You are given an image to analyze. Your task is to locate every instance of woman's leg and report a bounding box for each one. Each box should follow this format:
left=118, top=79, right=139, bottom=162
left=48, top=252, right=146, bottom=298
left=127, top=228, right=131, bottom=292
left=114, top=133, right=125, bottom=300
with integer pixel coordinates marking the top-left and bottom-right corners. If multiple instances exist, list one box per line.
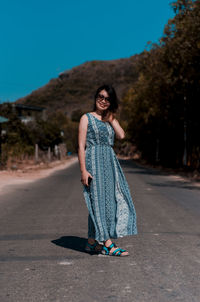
left=87, top=214, right=102, bottom=251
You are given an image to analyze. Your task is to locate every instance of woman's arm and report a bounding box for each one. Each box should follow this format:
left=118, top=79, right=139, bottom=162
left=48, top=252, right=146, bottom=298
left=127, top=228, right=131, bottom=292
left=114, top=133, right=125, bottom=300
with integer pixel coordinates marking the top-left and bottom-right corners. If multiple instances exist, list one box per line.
left=109, top=114, right=125, bottom=140
left=78, top=114, right=93, bottom=186
left=78, top=114, right=88, bottom=173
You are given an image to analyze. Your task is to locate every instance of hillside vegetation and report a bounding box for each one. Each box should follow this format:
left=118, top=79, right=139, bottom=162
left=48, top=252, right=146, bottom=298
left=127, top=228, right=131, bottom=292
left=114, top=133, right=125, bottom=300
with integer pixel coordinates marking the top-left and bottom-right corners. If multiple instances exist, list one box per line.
left=121, top=0, right=200, bottom=169
left=16, top=56, right=141, bottom=117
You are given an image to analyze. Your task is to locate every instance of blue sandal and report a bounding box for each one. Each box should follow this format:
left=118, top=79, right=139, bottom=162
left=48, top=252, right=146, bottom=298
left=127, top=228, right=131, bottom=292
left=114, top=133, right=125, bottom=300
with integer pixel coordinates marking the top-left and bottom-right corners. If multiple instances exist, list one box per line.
left=85, top=241, right=102, bottom=254
left=101, top=242, right=129, bottom=256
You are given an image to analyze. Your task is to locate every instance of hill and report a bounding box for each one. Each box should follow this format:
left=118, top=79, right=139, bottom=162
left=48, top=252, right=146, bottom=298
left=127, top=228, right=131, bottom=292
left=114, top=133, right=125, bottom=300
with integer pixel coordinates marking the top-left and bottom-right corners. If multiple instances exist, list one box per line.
left=16, top=54, right=142, bottom=117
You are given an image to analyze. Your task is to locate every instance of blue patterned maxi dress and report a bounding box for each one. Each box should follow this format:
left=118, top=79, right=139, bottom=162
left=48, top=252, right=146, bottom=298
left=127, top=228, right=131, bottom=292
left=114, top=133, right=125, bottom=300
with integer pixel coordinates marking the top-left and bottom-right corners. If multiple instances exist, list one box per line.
left=82, top=112, right=137, bottom=241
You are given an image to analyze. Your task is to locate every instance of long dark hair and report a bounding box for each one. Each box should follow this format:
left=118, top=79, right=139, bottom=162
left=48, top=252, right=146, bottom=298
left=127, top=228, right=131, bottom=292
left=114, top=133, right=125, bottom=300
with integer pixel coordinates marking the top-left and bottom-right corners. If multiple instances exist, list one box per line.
left=92, top=84, right=119, bottom=115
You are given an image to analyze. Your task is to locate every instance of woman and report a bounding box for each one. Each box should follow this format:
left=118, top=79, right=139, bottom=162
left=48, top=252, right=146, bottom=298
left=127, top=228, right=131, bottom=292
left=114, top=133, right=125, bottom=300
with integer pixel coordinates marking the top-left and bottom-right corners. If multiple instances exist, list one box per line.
left=78, top=84, right=137, bottom=257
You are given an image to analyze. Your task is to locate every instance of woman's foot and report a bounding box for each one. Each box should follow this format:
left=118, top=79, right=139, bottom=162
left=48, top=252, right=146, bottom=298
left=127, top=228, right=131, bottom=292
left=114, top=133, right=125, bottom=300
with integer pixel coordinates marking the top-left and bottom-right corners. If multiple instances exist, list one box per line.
left=103, top=239, right=129, bottom=256
left=85, top=238, right=103, bottom=253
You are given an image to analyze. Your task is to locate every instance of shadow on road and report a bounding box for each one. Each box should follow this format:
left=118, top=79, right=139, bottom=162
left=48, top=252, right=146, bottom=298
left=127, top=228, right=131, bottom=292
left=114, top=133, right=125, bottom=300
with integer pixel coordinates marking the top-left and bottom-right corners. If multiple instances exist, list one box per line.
left=51, top=236, right=90, bottom=254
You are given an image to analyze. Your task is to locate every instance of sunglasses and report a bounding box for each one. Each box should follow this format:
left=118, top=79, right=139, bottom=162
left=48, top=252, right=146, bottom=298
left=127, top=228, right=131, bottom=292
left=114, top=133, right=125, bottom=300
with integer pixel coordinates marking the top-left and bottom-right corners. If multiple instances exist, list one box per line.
left=97, top=93, right=110, bottom=103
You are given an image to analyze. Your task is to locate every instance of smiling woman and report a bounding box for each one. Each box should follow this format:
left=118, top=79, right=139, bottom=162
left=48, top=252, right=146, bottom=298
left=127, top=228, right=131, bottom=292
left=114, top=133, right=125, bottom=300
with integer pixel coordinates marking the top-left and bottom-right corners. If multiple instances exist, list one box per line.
left=78, top=84, right=137, bottom=257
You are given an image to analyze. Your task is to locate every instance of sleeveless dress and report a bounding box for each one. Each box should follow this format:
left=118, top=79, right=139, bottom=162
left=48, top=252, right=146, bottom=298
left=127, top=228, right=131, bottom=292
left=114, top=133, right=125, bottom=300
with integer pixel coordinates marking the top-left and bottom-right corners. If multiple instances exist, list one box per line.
left=82, top=112, right=137, bottom=242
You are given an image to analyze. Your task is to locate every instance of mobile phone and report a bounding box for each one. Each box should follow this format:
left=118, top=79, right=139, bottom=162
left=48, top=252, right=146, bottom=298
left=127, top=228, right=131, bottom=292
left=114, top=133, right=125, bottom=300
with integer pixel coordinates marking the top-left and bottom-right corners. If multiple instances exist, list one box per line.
left=88, top=176, right=92, bottom=185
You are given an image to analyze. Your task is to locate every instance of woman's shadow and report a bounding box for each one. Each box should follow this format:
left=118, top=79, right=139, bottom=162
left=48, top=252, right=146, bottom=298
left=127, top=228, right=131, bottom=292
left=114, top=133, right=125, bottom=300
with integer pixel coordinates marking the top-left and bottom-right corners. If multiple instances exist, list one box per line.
left=51, top=236, right=90, bottom=254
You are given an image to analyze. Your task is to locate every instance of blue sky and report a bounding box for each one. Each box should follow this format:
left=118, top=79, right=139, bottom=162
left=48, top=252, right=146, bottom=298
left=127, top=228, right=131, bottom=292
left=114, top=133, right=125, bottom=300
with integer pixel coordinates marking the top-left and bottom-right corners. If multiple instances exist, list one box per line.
left=0, top=0, right=175, bottom=103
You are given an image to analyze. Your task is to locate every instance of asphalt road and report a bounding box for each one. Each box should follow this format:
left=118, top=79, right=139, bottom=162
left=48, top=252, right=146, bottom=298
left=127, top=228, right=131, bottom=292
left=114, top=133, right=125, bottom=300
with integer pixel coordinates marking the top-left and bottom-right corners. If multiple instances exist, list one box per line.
left=0, top=158, right=200, bottom=302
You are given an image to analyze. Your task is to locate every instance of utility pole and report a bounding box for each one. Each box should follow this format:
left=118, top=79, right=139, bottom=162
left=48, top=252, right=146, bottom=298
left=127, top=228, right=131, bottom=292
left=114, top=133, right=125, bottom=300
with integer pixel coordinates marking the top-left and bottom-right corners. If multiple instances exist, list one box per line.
left=183, top=96, right=187, bottom=166
left=156, top=138, right=160, bottom=163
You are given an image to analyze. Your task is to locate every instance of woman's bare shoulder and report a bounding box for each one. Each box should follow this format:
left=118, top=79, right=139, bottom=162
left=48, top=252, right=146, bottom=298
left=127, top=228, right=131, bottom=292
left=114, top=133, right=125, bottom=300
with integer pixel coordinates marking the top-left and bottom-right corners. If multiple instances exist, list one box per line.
left=79, top=113, right=89, bottom=125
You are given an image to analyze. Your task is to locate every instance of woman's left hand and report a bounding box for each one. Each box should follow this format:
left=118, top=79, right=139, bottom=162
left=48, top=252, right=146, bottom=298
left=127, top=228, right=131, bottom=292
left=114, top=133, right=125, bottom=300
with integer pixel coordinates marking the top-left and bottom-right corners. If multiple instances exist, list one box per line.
left=106, top=112, right=115, bottom=123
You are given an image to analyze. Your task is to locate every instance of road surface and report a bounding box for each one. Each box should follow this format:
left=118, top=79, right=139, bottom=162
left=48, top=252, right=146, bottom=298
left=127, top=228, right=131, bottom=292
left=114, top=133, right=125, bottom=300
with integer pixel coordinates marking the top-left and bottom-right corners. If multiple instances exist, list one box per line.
left=0, top=158, right=200, bottom=302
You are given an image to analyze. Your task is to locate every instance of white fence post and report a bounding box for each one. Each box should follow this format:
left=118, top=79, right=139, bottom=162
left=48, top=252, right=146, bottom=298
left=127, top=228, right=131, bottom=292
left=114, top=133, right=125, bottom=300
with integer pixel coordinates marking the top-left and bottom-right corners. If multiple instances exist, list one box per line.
left=48, top=147, right=51, bottom=162
left=35, top=144, right=39, bottom=163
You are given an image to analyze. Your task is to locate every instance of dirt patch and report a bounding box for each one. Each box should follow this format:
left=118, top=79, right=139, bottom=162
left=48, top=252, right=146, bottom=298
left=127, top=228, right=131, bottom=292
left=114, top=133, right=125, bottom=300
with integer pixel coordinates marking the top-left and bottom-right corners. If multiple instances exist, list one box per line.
left=0, top=156, right=78, bottom=195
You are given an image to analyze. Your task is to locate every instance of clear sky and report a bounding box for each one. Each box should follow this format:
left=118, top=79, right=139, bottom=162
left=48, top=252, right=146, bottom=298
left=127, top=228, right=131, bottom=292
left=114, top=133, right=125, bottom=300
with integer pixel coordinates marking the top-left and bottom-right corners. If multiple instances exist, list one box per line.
left=0, top=0, right=175, bottom=103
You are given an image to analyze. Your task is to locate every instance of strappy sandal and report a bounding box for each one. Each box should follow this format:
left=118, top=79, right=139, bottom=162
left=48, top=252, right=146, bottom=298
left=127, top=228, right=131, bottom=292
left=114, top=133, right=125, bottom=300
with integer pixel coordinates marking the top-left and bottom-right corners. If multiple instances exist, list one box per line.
left=85, top=240, right=103, bottom=254
left=101, top=242, right=129, bottom=256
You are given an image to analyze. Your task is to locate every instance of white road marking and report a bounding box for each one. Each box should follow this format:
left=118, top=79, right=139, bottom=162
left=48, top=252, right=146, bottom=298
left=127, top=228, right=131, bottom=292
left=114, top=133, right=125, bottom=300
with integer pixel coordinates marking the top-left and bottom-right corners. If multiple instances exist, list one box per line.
left=58, top=261, right=73, bottom=265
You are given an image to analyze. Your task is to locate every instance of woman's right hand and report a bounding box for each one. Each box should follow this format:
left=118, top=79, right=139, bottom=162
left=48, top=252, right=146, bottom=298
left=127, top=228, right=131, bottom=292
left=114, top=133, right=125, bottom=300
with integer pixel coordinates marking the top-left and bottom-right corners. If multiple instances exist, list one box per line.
left=81, top=170, right=93, bottom=186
